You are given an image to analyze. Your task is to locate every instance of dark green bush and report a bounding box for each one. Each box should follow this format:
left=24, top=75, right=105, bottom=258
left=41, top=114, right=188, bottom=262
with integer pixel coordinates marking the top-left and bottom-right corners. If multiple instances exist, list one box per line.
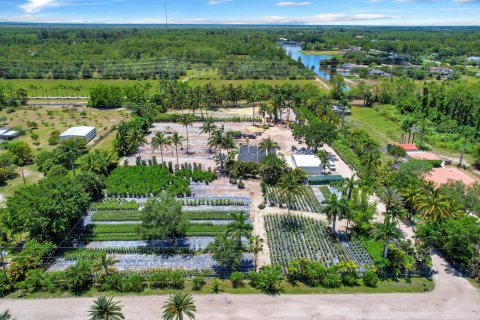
left=363, top=270, right=379, bottom=288
left=230, top=272, right=246, bottom=288
left=120, top=274, right=145, bottom=293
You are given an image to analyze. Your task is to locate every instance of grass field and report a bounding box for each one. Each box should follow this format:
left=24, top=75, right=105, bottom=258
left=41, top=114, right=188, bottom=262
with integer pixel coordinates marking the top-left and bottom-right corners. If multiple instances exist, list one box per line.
left=0, top=106, right=129, bottom=151
left=347, top=106, right=401, bottom=145
left=0, top=166, right=43, bottom=205
left=0, top=79, right=163, bottom=97
left=7, top=277, right=433, bottom=298
left=0, top=78, right=327, bottom=97
left=187, top=79, right=326, bottom=90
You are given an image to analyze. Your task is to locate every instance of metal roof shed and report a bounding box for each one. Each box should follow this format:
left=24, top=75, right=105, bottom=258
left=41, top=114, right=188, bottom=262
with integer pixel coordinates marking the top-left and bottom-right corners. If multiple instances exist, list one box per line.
left=60, top=126, right=96, bottom=142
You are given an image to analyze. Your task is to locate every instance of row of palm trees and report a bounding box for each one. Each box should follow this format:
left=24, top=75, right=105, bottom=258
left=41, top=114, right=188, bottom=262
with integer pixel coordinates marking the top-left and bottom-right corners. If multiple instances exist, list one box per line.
left=152, top=131, right=184, bottom=165
left=89, top=292, right=196, bottom=320
left=27, top=83, right=85, bottom=98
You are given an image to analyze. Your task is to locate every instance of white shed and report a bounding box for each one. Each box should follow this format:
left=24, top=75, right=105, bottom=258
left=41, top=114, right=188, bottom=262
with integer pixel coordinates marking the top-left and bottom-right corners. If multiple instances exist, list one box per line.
left=291, top=154, right=324, bottom=176
left=60, top=126, right=96, bottom=142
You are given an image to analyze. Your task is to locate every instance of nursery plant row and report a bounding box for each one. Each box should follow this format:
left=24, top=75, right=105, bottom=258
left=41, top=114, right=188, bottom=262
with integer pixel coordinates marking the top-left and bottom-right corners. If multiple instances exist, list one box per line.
left=264, top=185, right=322, bottom=213
left=265, top=214, right=373, bottom=272
left=91, top=210, right=245, bottom=221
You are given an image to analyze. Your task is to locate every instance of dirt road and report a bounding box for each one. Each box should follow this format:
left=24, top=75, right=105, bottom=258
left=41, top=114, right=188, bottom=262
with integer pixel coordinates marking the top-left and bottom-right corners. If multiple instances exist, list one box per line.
left=1, top=254, right=479, bottom=320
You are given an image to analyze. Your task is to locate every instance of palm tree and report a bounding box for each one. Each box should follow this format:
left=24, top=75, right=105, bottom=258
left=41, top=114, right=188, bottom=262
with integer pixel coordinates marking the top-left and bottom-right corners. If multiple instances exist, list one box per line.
left=259, top=138, right=278, bottom=157
left=79, top=150, right=118, bottom=175
left=372, top=220, right=404, bottom=259
left=378, top=187, right=403, bottom=222
left=170, top=132, right=184, bottom=166
left=339, top=174, right=357, bottom=200
left=400, top=183, right=420, bottom=221
left=459, top=126, right=474, bottom=167
left=152, top=132, right=170, bottom=163
left=209, top=129, right=235, bottom=171
left=415, top=188, right=452, bottom=222
left=258, top=103, right=269, bottom=125
left=249, top=235, right=264, bottom=271
left=180, top=115, right=195, bottom=154
left=93, top=252, right=119, bottom=277
left=162, top=292, right=197, bottom=320
left=226, top=212, right=253, bottom=245
left=128, top=127, right=147, bottom=153
left=277, top=170, right=303, bottom=215
left=200, top=119, right=216, bottom=152
left=88, top=296, right=124, bottom=320
left=316, top=150, right=329, bottom=175
left=324, top=194, right=349, bottom=236
left=0, top=310, right=14, bottom=320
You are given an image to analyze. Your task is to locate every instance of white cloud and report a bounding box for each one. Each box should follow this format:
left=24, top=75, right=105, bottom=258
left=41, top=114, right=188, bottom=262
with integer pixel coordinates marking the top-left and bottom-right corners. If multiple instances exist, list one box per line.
left=208, top=0, right=232, bottom=4
left=453, top=0, right=480, bottom=3
left=19, top=0, right=61, bottom=14
left=277, top=1, right=312, bottom=6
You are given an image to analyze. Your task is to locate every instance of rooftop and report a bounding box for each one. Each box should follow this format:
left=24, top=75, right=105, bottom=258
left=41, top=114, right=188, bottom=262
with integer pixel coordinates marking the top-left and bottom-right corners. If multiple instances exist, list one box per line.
left=425, top=167, right=476, bottom=186
left=292, top=154, right=322, bottom=168
left=407, top=152, right=441, bottom=161
left=60, top=126, right=95, bottom=137
left=238, top=145, right=275, bottom=163
left=397, top=143, right=419, bottom=152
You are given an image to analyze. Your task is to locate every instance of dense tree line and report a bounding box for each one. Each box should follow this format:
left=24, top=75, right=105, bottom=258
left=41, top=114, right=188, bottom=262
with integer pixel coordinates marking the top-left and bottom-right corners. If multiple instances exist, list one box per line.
left=0, top=27, right=311, bottom=80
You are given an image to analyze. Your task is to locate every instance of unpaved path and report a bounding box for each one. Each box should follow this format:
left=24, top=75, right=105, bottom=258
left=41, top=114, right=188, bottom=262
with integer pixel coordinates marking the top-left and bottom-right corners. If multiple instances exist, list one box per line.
left=1, top=254, right=479, bottom=320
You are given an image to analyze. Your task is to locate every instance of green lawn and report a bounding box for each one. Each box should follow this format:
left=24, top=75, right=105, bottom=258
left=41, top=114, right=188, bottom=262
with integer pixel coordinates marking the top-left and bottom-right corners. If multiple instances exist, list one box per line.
left=7, top=277, right=433, bottom=299
left=0, top=79, right=162, bottom=97
left=347, top=106, right=401, bottom=145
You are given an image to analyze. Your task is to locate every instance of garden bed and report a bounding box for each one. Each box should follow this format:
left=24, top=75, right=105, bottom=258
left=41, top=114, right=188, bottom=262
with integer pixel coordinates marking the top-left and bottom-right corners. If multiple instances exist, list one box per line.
left=263, top=185, right=322, bottom=213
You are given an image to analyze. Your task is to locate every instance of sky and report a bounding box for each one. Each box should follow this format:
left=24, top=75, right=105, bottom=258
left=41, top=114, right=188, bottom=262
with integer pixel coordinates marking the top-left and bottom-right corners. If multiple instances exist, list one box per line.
left=0, top=0, right=480, bottom=25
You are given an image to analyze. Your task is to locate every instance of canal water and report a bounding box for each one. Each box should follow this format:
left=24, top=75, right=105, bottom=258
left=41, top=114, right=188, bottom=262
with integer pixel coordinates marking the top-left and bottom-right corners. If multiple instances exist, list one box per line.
left=284, top=46, right=333, bottom=81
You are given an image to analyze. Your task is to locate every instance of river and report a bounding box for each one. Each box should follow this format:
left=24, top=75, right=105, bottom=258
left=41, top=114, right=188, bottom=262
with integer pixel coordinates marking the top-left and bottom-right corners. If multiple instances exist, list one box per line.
left=283, top=46, right=333, bottom=81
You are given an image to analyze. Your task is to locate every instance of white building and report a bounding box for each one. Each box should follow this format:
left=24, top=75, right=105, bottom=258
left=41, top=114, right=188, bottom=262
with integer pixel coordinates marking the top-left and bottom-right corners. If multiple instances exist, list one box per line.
left=291, top=154, right=324, bottom=176
left=60, top=126, right=96, bottom=142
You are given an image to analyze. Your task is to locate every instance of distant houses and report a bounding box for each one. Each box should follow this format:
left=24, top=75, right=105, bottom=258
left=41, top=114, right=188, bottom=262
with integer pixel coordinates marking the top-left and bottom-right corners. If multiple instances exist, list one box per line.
left=429, top=67, right=453, bottom=77
left=466, top=56, right=480, bottom=63
left=60, top=126, right=96, bottom=142
left=331, top=104, right=352, bottom=116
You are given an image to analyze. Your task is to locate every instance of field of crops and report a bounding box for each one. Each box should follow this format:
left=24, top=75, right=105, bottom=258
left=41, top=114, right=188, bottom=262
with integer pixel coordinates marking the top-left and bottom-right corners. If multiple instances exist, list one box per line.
left=263, top=185, right=322, bottom=213
left=265, top=214, right=373, bottom=272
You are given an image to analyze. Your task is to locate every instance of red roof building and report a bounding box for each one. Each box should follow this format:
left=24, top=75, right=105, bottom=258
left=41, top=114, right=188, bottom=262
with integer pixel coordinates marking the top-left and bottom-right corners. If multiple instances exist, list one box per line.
left=397, top=143, right=419, bottom=152
left=424, top=167, right=477, bottom=186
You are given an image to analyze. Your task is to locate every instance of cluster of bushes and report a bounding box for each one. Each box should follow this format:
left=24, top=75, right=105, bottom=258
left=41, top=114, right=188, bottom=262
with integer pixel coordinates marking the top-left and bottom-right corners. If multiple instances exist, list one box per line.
left=286, top=258, right=378, bottom=288
left=106, top=164, right=215, bottom=197
left=331, top=138, right=367, bottom=177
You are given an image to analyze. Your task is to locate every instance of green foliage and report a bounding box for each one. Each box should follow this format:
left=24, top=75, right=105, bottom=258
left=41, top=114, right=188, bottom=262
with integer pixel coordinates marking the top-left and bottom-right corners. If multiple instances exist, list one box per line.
left=259, top=155, right=288, bottom=185
left=292, top=121, right=338, bottom=151
left=88, top=84, right=124, bottom=109
left=1, top=141, right=33, bottom=166
left=64, top=260, right=93, bottom=292
left=192, top=275, right=206, bottom=291
left=88, top=296, right=125, bottom=320
left=4, top=176, right=91, bottom=242
left=208, top=235, right=245, bottom=271
left=229, top=161, right=260, bottom=179
left=140, top=197, right=187, bottom=242
left=230, top=272, right=246, bottom=288
left=363, top=269, right=379, bottom=288
left=105, top=165, right=214, bottom=196
left=254, top=265, right=283, bottom=293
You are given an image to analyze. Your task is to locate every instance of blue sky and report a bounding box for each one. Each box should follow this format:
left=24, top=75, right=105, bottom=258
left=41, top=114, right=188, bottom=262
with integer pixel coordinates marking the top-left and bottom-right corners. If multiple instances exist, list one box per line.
left=0, top=0, right=479, bottom=25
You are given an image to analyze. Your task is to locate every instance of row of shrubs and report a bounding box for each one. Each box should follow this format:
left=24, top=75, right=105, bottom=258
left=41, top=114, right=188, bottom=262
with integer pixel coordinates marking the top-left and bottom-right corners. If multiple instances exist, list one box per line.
left=154, top=113, right=260, bottom=123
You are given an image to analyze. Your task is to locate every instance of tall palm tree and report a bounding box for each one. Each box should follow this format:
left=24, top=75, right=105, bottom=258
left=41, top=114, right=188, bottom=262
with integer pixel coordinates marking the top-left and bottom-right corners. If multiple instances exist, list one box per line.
left=258, top=103, right=269, bottom=125
left=339, top=174, right=357, bottom=201
left=170, top=132, right=184, bottom=166
left=152, top=132, right=170, bottom=163
left=415, top=188, right=452, bottom=222
left=259, top=138, right=278, bottom=157
left=226, top=212, right=253, bottom=245
left=88, top=296, right=124, bottom=320
left=277, top=170, right=303, bottom=215
left=162, top=292, right=197, bottom=320
left=180, top=115, right=195, bottom=154
left=249, top=235, right=264, bottom=271
left=200, top=119, right=216, bottom=152
left=400, top=183, right=420, bottom=221
left=324, top=194, right=349, bottom=236
left=93, top=252, right=119, bottom=277
left=128, top=127, right=147, bottom=153
left=372, top=220, right=404, bottom=259
left=378, top=187, right=403, bottom=222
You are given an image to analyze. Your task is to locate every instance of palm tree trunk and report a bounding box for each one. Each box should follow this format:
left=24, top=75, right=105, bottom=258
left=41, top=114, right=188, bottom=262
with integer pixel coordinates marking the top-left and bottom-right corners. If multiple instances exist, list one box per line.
left=185, top=126, right=189, bottom=153
left=332, top=214, right=337, bottom=236
left=160, top=147, right=164, bottom=163
left=175, top=145, right=179, bottom=165
left=459, top=136, right=467, bottom=166
left=383, top=239, right=390, bottom=259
